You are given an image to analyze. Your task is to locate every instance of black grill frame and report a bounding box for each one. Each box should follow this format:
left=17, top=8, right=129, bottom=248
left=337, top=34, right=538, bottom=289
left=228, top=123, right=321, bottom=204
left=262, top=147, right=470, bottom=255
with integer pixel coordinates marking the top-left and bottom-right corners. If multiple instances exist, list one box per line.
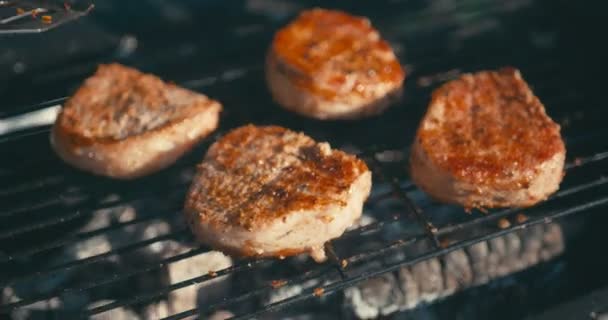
left=1, top=1, right=608, bottom=319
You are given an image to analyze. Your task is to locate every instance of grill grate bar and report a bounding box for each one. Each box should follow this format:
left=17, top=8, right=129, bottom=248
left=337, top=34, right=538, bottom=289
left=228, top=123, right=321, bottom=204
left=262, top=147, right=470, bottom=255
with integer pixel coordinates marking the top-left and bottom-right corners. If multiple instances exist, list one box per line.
left=0, top=29, right=563, bottom=139
left=368, top=153, right=440, bottom=248
left=161, top=264, right=339, bottom=320
left=0, top=132, right=227, bottom=218
left=0, top=85, right=586, bottom=203
left=1, top=246, right=211, bottom=311
left=230, top=196, right=608, bottom=320
left=0, top=2, right=603, bottom=319
left=3, top=142, right=607, bottom=283
left=4, top=185, right=398, bottom=261
left=4, top=191, right=401, bottom=310
left=437, top=174, right=608, bottom=236
left=85, top=258, right=276, bottom=316
left=0, top=207, right=84, bottom=239
left=1, top=229, right=186, bottom=287
left=7, top=165, right=607, bottom=313
left=0, top=214, right=167, bottom=262
left=159, top=264, right=338, bottom=320
left=565, top=151, right=608, bottom=170
left=0, top=193, right=183, bottom=236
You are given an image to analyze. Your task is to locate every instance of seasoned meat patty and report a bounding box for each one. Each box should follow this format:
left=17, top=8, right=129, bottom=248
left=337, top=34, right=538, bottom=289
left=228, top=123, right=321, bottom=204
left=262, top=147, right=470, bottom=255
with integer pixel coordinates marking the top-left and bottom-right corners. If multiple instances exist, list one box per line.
left=266, top=8, right=405, bottom=120
left=410, top=68, right=565, bottom=209
left=52, top=64, right=222, bottom=179
left=184, top=125, right=372, bottom=262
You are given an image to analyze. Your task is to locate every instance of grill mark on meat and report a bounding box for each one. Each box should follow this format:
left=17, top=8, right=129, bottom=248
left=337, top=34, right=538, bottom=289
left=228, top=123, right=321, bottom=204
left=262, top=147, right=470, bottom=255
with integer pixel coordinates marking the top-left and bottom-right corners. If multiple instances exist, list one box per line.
left=186, top=125, right=368, bottom=229
left=231, top=146, right=360, bottom=229
left=52, top=63, right=222, bottom=179
left=60, top=64, right=213, bottom=141
left=421, top=68, right=562, bottom=187
left=411, top=67, right=565, bottom=208
left=266, top=8, right=404, bottom=120
left=185, top=125, right=371, bottom=261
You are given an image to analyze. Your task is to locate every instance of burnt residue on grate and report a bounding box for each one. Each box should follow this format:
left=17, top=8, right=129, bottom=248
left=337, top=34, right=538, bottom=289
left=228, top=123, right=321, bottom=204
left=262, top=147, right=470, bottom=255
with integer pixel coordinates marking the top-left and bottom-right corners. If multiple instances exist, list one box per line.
left=2, top=0, right=608, bottom=319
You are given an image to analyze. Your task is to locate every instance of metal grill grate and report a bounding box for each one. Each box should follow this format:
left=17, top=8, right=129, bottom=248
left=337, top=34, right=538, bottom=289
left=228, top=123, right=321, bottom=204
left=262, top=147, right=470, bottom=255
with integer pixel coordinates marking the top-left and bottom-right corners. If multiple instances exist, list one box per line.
left=1, top=1, right=608, bottom=319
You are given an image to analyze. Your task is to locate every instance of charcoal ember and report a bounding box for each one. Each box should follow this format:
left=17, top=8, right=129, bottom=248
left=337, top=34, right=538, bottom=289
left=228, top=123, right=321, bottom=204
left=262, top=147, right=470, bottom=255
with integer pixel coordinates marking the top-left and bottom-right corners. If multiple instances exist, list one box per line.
left=65, top=234, right=115, bottom=262
left=262, top=278, right=336, bottom=320
left=442, top=249, right=472, bottom=295
left=344, top=223, right=565, bottom=318
left=540, top=223, right=564, bottom=261
left=487, top=236, right=507, bottom=278
left=411, top=258, right=444, bottom=302
left=88, top=300, right=141, bottom=320
left=79, top=204, right=137, bottom=232
left=171, top=250, right=232, bottom=314
left=3, top=287, right=62, bottom=320
left=519, top=224, right=545, bottom=267
left=208, top=310, right=235, bottom=320
left=397, top=266, right=419, bottom=310
left=502, top=232, right=525, bottom=272
left=142, top=248, right=232, bottom=318
left=267, top=279, right=321, bottom=304
left=142, top=301, right=170, bottom=319
left=465, top=241, right=490, bottom=285
left=344, top=273, right=403, bottom=319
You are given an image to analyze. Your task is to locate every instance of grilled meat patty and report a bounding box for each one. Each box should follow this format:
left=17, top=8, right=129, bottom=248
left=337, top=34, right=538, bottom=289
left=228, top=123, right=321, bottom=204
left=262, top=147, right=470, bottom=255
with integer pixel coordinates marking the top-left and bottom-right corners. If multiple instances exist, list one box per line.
left=410, top=68, right=565, bottom=208
left=266, top=8, right=405, bottom=120
left=52, top=64, right=222, bottom=179
left=184, top=125, right=372, bottom=262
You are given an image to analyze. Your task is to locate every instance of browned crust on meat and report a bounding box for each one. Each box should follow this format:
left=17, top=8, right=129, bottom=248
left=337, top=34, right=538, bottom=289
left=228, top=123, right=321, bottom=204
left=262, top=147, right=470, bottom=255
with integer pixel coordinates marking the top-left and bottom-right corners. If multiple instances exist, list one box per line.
left=57, top=64, right=219, bottom=142
left=412, top=67, right=565, bottom=208
left=52, top=63, right=222, bottom=179
left=185, top=125, right=369, bottom=230
left=266, top=8, right=404, bottom=119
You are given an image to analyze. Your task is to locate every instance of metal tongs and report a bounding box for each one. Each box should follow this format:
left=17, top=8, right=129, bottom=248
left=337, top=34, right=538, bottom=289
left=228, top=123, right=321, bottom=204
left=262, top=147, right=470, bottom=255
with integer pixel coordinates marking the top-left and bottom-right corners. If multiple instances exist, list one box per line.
left=0, top=0, right=93, bottom=34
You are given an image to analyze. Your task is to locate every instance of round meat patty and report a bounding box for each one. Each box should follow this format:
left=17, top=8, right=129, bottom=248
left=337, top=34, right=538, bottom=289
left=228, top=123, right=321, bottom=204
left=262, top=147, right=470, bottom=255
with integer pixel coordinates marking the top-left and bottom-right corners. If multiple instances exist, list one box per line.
left=52, top=64, right=222, bottom=179
left=184, top=125, right=372, bottom=262
left=410, top=68, right=566, bottom=209
left=266, top=8, right=405, bottom=120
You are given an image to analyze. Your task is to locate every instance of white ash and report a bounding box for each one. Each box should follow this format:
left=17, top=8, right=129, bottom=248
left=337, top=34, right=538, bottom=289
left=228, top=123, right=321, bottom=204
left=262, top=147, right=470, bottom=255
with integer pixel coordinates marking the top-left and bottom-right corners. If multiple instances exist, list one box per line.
left=344, top=273, right=403, bottom=319
left=116, top=219, right=174, bottom=256
left=266, top=279, right=322, bottom=305
left=64, top=235, right=115, bottom=262
left=519, top=224, right=544, bottom=267
left=441, top=249, right=472, bottom=296
left=171, top=250, right=232, bottom=314
left=540, top=223, right=564, bottom=261
left=142, top=247, right=233, bottom=319
left=142, top=300, right=171, bottom=319
left=6, top=197, right=230, bottom=319
left=466, top=241, right=490, bottom=285
left=487, top=236, right=507, bottom=278
left=502, top=232, right=525, bottom=272
left=411, top=258, right=444, bottom=303
left=397, top=267, right=419, bottom=310
left=3, top=287, right=62, bottom=320
left=344, top=223, right=565, bottom=319
left=88, top=300, right=141, bottom=320
left=208, top=310, right=235, bottom=320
